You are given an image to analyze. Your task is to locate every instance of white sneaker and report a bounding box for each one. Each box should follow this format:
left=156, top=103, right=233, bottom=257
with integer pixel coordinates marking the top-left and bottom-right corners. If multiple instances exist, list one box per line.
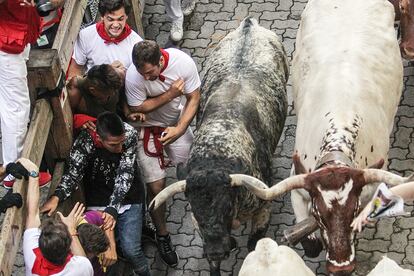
left=182, top=0, right=196, bottom=16
left=170, top=20, right=183, bottom=42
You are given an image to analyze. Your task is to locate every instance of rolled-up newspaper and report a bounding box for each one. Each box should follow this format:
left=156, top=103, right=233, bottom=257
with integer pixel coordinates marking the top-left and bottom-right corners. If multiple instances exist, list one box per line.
left=367, top=183, right=407, bottom=219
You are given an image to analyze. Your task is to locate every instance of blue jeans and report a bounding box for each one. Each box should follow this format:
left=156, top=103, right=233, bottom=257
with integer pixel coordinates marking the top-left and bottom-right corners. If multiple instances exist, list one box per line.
left=116, top=204, right=150, bottom=275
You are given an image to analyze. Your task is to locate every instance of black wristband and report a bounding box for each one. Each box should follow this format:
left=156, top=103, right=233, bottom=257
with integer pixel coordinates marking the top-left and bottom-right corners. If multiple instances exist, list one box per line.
left=53, top=190, right=65, bottom=202
left=103, top=206, right=118, bottom=221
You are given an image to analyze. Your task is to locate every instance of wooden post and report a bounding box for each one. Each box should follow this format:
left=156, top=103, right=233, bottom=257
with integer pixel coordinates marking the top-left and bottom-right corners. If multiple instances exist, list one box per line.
left=53, top=0, right=88, bottom=71
left=128, top=0, right=145, bottom=38
left=0, top=99, right=53, bottom=276
left=27, top=49, right=74, bottom=162
left=47, top=162, right=85, bottom=216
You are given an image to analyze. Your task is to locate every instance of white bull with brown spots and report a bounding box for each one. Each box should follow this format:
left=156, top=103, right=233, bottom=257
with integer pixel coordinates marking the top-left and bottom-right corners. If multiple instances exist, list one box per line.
left=227, top=0, right=411, bottom=275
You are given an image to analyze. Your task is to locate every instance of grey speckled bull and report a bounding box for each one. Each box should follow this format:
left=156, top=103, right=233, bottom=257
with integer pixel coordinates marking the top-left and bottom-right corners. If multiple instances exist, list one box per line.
left=149, top=17, right=288, bottom=276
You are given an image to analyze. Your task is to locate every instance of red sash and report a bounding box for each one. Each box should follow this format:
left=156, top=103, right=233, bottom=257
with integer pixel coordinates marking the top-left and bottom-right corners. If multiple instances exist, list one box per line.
left=32, top=247, right=73, bottom=276
left=143, top=127, right=170, bottom=169
left=96, top=21, right=132, bottom=44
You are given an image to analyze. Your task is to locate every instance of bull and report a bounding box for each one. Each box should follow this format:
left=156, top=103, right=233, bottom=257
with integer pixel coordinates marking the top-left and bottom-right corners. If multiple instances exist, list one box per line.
left=149, top=17, right=289, bottom=275
left=390, top=0, right=414, bottom=59
left=368, top=256, right=414, bottom=276
left=226, top=0, right=411, bottom=275
left=239, top=238, right=315, bottom=276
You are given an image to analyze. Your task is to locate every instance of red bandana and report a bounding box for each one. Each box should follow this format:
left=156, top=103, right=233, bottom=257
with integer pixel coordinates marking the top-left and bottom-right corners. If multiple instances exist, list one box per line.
left=31, top=247, right=73, bottom=276
left=159, top=49, right=170, bottom=82
left=96, top=21, right=132, bottom=44
left=73, top=114, right=103, bottom=148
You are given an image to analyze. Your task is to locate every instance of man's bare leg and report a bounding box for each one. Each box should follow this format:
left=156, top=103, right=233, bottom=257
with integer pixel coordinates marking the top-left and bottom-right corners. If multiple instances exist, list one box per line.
left=147, top=178, right=168, bottom=235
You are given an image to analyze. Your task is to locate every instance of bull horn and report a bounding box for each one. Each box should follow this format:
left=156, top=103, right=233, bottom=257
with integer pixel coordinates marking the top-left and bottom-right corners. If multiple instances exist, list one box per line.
left=148, top=180, right=186, bottom=211
left=230, top=174, right=307, bottom=200
left=363, top=169, right=414, bottom=186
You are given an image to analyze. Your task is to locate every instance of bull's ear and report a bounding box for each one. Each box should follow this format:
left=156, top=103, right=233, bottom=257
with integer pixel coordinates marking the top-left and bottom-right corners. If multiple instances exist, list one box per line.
left=368, top=159, right=384, bottom=169
left=293, top=153, right=307, bottom=175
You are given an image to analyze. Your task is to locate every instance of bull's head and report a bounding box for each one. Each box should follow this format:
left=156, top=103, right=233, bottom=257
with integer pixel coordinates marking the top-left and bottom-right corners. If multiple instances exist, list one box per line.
left=186, top=170, right=236, bottom=261
left=149, top=170, right=268, bottom=264
left=229, top=154, right=412, bottom=275
left=398, top=0, right=414, bottom=59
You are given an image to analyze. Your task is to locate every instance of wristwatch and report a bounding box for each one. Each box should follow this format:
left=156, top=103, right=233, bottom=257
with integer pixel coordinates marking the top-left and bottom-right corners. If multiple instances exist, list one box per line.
left=29, top=171, right=39, bottom=178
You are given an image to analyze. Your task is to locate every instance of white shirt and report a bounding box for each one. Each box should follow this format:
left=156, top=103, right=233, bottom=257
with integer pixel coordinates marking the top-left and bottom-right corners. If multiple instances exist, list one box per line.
left=125, top=48, right=201, bottom=127
left=23, top=228, right=93, bottom=276
left=72, top=23, right=143, bottom=71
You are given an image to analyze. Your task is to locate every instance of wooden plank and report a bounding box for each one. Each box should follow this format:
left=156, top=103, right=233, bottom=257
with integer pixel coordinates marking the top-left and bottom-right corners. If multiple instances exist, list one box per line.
left=128, top=0, right=145, bottom=38
left=27, top=49, right=61, bottom=95
left=26, top=49, right=73, bottom=160
left=45, top=87, right=73, bottom=160
left=52, top=0, right=87, bottom=71
left=0, top=99, right=53, bottom=276
left=47, top=162, right=65, bottom=198
left=46, top=162, right=85, bottom=217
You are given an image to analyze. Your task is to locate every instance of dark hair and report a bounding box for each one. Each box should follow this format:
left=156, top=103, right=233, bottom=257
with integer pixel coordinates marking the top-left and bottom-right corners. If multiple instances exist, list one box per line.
left=132, top=40, right=161, bottom=69
left=77, top=224, right=109, bottom=256
left=98, top=0, right=131, bottom=16
left=39, top=217, right=72, bottom=265
left=96, top=112, right=125, bottom=140
left=86, top=64, right=122, bottom=95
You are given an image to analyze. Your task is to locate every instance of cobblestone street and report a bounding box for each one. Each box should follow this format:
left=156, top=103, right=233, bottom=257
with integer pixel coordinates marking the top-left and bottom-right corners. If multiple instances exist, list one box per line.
left=141, top=0, right=414, bottom=275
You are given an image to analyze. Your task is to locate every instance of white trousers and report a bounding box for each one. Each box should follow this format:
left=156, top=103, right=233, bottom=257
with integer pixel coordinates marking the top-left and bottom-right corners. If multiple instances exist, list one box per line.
left=164, top=0, right=183, bottom=23
left=0, top=46, right=31, bottom=178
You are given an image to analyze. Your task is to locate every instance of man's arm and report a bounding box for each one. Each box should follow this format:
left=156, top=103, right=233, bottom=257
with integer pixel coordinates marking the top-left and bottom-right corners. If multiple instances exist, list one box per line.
left=17, top=158, right=41, bottom=229
left=40, top=131, right=93, bottom=215
left=160, top=88, right=200, bottom=145
left=57, top=202, right=87, bottom=257
left=103, top=127, right=138, bottom=229
left=128, top=78, right=184, bottom=114
left=51, top=0, right=65, bottom=8
left=102, top=228, right=117, bottom=267
left=0, top=166, right=6, bottom=183
left=68, top=59, right=85, bottom=79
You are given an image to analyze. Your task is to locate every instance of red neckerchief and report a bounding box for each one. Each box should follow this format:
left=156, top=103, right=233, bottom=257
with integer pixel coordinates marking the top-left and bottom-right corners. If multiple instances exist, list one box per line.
left=32, top=247, right=73, bottom=276
left=96, top=21, right=132, bottom=44
left=159, top=49, right=170, bottom=82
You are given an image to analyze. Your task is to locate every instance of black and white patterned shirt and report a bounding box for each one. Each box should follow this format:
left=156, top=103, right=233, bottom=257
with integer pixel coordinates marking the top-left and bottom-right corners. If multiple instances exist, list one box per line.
left=54, top=123, right=144, bottom=213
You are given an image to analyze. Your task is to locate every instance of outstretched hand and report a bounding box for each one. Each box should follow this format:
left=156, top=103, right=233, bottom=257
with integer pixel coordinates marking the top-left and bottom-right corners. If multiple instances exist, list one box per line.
left=57, top=202, right=85, bottom=234
left=351, top=204, right=374, bottom=233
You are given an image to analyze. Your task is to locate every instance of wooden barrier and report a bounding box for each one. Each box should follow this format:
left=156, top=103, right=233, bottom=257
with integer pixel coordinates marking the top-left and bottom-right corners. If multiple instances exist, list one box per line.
left=128, top=0, right=145, bottom=38
left=0, top=0, right=144, bottom=273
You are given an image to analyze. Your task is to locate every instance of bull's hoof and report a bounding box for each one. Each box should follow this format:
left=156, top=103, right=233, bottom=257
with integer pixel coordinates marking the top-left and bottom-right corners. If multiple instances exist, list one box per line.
left=300, top=236, right=323, bottom=258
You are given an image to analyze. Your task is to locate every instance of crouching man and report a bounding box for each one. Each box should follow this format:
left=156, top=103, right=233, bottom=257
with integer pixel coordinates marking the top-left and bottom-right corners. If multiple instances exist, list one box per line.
left=41, top=112, right=150, bottom=275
